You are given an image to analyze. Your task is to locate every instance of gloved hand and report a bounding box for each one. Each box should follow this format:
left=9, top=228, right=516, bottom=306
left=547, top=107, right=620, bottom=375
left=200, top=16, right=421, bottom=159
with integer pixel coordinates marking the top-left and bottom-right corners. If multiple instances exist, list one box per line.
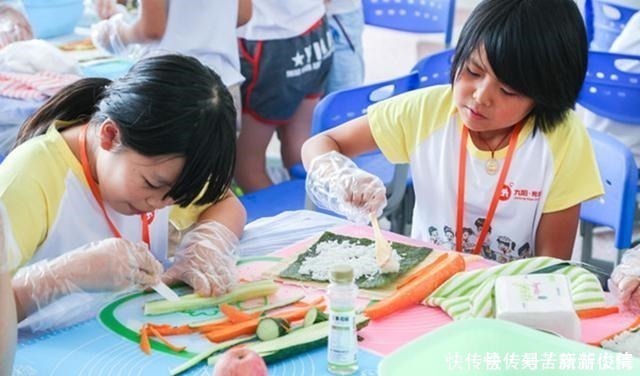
left=609, top=246, right=640, bottom=313
left=93, top=0, right=128, bottom=20
left=12, top=238, right=163, bottom=316
left=0, top=4, right=33, bottom=50
left=306, top=151, right=387, bottom=224
left=162, top=221, right=239, bottom=297
left=90, top=13, right=129, bottom=56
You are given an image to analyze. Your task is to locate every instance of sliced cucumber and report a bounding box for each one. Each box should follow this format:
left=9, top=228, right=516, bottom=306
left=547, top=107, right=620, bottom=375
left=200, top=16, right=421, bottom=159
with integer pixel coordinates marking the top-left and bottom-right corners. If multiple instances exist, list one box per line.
left=208, top=315, right=370, bottom=366
left=303, top=307, right=329, bottom=327
left=169, top=335, right=256, bottom=376
left=256, top=317, right=290, bottom=341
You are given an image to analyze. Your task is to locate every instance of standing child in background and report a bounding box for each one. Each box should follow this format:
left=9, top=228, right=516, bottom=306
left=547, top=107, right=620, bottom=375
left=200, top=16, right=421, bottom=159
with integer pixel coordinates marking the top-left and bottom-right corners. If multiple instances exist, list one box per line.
left=302, top=0, right=603, bottom=262
left=0, top=55, right=244, bottom=345
left=90, top=0, right=252, bottom=120
left=235, top=0, right=333, bottom=192
left=325, top=0, right=365, bottom=94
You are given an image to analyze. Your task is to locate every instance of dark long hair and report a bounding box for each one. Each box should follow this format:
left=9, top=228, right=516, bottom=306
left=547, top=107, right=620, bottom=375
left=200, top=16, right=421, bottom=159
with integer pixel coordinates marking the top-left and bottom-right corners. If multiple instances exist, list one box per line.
left=16, top=54, right=237, bottom=207
left=450, top=0, right=587, bottom=133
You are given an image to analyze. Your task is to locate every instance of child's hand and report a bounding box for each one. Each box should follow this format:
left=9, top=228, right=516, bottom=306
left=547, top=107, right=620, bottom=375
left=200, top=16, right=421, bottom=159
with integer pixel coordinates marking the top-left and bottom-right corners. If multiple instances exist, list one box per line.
left=12, top=238, right=163, bottom=317
left=90, top=13, right=128, bottom=56
left=306, top=151, right=387, bottom=224
left=609, top=246, right=640, bottom=313
left=162, top=221, right=238, bottom=297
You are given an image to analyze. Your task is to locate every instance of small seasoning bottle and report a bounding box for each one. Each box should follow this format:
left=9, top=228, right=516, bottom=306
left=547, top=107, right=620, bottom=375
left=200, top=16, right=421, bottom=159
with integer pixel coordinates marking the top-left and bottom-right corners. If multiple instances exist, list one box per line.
left=327, top=264, right=359, bottom=375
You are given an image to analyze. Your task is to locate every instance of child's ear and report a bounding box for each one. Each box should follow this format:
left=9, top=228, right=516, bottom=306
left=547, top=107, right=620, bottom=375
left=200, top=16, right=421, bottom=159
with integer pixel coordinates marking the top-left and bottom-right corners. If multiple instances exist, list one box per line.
left=98, top=119, right=122, bottom=151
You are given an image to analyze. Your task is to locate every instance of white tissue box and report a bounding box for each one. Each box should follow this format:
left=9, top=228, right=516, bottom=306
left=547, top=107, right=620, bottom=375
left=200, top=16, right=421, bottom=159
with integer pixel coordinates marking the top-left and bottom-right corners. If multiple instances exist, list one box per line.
left=494, top=274, right=581, bottom=340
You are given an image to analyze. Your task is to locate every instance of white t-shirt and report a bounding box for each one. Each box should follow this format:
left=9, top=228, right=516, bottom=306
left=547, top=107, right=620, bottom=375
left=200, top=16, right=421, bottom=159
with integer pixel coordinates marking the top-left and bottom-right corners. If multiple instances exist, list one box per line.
left=369, top=85, right=603, bottom=262
left=236, top=0, right=325, bottom=41
left=1, top=123, right=208, bottom=273
left=141, top=0, right=244, bottom=87
left=583, top=11, right=640, bottom=165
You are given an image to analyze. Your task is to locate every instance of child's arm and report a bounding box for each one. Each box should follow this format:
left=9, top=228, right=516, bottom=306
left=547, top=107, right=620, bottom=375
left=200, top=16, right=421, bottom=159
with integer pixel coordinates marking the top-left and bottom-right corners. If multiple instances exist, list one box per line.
left=162, top=190, right=246, bottom=297
left=301, top=116, right=388, bottom=223
left=0, top=271, right=17, bottom=375
left=237, top=0, right=253, bottom=27
left=301, top=116, right=379, bottom=168
left=534, top=204, right=581, bottom=260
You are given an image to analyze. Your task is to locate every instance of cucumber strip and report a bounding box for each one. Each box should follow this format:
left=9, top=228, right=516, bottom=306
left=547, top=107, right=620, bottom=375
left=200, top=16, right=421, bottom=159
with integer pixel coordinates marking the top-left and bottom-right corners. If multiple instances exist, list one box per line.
left=169, top=335, right=257, bottom=376
left=188, top=293, right=305, bottom=328
left=208, top=315, right=370, bottom=366
left=144, top=280, right=278, bottom=316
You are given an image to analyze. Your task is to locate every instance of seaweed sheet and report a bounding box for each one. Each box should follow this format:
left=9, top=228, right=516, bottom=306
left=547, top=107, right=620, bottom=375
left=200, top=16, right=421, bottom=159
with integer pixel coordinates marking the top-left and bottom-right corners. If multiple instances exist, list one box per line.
left=278, top=231, right=432, bottom=289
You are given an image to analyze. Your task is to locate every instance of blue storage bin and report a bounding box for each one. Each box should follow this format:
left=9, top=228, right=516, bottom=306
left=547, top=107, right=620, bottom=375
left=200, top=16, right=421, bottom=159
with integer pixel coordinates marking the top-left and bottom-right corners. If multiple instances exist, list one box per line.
left=22, top=0, right=84, bottom=39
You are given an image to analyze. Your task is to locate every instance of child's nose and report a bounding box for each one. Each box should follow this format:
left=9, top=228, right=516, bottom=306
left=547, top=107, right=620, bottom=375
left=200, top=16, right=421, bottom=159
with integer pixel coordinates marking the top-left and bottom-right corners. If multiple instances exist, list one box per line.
left=473, top=83, right=492, bottom=106
left=147, top=195, right=174, bottom=210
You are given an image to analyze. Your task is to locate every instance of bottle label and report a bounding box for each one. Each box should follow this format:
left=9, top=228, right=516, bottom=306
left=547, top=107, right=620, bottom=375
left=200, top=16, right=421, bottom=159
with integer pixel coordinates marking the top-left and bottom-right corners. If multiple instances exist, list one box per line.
left=328, top=309, right=357, bottom=366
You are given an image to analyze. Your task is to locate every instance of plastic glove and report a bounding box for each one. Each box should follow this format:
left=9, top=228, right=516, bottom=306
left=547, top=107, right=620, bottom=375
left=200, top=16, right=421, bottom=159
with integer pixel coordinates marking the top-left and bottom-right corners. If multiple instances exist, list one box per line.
left=162, top=221, right=239, bottom=297
left=12, top=238, right=163, bottom=317
left=306, top=151, right=387, bottom=224
left=0, top=4, right=33, bottom=50
left=93, top=0, right=128, bottom=20
left=91, top=13, right=129, bottom=56
left=609, top=246, right=640, bottom=313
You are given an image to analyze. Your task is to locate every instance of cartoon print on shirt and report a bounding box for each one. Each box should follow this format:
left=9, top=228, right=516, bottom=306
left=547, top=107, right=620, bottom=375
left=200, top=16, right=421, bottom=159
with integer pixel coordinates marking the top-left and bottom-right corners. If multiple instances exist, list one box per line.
left=517, top=242, right=532, bottom=258
left=428, top=226, right=443, bottom=245
left=474, top=217, right=494, bottom=259
left=461, top=227, right=476, bottom=253
left=443, top=225, right=455, bottom=251
left=496, top=235, right=516, bottom=263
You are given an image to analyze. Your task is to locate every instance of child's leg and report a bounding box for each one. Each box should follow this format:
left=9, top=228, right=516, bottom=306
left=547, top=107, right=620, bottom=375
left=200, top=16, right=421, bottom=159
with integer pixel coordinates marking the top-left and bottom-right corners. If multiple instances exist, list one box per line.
left=278, top=97, right=320, bottom=169
left=235, top=113, right=277, bottom=193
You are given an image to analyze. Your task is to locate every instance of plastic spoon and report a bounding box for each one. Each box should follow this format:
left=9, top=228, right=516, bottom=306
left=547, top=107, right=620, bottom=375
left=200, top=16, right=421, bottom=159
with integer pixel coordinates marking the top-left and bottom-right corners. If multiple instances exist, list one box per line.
left=370, top=213, right=392, bottom=267
left=151, top=281, right=180, bottom=302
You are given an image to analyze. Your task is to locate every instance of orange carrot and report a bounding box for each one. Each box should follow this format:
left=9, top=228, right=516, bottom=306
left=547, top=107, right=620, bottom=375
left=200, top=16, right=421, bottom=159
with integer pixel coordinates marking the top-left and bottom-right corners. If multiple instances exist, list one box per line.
left=219, top=303, right=263, bottom=324
left=293, top=296, right=325, bottom=307
left=395, top=253, right=449, bottom=289
left=576, top=306, right=619, bottom=320
left=139, top=324, right=151, bottom=355
left=204, top=304, right=326, bottom=343
left=364, top=253, right=465, bottom=320
left=147, top=324, right=196, bottom=336
left=590, top=315, right=640, bottom=346
left=147, top=326, right=187, bottom=352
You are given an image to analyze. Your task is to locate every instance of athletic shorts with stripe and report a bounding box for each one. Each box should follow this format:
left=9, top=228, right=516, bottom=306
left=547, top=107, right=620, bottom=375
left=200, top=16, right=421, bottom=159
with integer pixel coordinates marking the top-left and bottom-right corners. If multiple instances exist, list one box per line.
left=239, top=17, right=333, bottom=125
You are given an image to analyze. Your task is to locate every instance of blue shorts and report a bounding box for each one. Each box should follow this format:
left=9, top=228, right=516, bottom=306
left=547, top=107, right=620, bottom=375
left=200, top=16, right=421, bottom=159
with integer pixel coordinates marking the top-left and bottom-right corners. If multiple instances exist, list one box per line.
left=239, top=17, right=333, bottom=125
left=326, top=8, right=365, bottom=94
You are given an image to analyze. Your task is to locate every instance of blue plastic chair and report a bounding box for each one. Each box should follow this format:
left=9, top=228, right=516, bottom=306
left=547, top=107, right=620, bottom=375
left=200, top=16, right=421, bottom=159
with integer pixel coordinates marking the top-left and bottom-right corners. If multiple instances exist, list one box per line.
left=243, top=73, right=419, bottom=225
left=585, top=0, right=638, bottom=51
left=580, top=129, right=638, bottom=273
left=362, top=0, right=456, bottom=48
left=578, top=51, right=640, bottom=124
left=411, top=48, right=454, bottom=88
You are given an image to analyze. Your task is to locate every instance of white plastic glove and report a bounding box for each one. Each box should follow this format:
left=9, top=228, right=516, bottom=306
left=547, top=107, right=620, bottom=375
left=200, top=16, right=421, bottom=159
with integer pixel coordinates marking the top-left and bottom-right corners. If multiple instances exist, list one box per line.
left=93, top=0, right=128, bottom=20
left=609, top=246, right=640, bottom=314
left=90, top=13, right=129, bottom=56
left=306, top=151, right=388, bottom=224
left=12, top=238, right=163, bottom=317
left=162, top=221, right=239, bottom=297
left=0, top=4, right=32, bottom=50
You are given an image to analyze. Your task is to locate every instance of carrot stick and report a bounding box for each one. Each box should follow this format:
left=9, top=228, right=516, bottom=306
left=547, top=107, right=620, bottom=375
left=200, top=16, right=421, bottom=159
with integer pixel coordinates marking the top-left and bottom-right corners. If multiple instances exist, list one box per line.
left=204, top=304, right=326, bottom=343
left=590, top=315, right=640, bottom=346
left=148, top=324, right=197, bottom=336
left=576, top=306, right=619, bottom=320
left=147, top=326, right=187, bottom=352
left=396, top=253, right=449, bottom=289
left=293, top=296, right=325, bottom=307
left=139, top=324, right=151, bottom=355
left=364, top=253, right=465, bottom=320
left=219, top=303, right=263, bottom=324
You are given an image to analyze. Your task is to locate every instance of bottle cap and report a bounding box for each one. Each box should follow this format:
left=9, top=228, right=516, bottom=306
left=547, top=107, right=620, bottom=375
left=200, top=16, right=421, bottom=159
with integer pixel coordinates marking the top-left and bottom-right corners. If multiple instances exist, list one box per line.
left=330, top=264, right=354, bottom=283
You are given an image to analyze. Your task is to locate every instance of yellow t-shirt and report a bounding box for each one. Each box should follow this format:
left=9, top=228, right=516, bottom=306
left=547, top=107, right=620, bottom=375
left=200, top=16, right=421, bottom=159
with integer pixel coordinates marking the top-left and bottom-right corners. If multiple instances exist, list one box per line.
left=369, top=85, right=604, bottom=262
left=0, top=123, right=208, bottom=273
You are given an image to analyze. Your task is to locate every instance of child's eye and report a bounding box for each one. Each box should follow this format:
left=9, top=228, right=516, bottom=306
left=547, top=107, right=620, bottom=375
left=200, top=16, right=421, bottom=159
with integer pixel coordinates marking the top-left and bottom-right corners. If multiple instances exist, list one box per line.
left=144, top=178, right=159, bottom=189
left=466, top=67, right=480, bottom=77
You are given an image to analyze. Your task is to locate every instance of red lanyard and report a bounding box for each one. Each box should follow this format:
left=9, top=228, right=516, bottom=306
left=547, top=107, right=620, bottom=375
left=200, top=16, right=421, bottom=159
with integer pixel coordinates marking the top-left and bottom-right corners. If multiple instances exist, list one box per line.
left=78, top=125, right=153, bottom=246
left=455, top=122, right=523, bottom=254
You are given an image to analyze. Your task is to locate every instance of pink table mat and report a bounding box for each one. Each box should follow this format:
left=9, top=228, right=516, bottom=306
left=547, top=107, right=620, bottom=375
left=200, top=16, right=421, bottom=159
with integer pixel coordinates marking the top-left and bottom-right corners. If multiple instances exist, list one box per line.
left=247, top=224, right=635, bottom=356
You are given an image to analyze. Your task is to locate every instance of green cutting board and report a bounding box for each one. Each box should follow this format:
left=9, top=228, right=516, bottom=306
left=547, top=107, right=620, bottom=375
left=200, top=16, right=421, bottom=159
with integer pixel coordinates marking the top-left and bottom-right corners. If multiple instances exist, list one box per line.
left=379, top=318, right=640, bottom=375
